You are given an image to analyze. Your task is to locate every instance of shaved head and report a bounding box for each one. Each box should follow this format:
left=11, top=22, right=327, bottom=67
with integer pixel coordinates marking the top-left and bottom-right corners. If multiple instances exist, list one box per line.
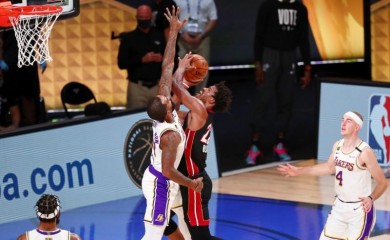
left=137, top=5, right=152, bottom=20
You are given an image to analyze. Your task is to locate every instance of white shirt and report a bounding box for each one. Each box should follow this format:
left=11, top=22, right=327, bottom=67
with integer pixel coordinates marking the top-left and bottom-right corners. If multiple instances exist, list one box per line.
left=25, top=228, right=72, bottom=240
left=334, top=139, right=372, bottom=202
left=174, top=0, right=218, bottom=34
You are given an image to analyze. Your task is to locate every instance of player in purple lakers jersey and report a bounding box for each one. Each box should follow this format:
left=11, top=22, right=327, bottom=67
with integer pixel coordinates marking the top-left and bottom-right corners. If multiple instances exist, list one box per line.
left=142, top=6, right=204, bottom=240
left=277, top=111, right=388, bottom=239
left=16, top=194, right=81, bottom=240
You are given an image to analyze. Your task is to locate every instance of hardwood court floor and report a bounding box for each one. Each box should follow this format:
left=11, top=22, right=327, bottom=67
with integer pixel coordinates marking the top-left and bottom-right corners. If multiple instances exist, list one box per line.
left=1, top=159, right=389, bottom=239
left=213, top=159, right=390, bottom=239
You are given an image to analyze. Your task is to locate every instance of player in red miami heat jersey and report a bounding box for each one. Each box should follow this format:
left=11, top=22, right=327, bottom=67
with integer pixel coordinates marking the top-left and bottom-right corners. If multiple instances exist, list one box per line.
left=277, top=111, right=387, bottom=239
left=167, top=64, right=232, bottom=239
left=142, top=8, right=204, bottom=240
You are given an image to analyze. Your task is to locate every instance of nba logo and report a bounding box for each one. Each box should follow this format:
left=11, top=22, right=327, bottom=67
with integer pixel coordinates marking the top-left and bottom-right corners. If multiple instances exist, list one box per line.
left=368, top=94, right=390, bottom=166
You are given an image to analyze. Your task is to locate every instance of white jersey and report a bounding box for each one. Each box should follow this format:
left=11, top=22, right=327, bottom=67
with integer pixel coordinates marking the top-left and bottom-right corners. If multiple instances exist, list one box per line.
left=333, top=139, right=372, bottom=202
left=25, top=228, right=72, bottom=240
left=141, top=110, right=186, bottom=233
left=150, top=110, right=185, bottom=172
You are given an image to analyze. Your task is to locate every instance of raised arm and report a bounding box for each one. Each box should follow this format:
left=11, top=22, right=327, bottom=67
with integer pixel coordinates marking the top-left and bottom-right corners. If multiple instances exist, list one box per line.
left=158, top=6, right=186, bottom=97
left=172, top=54, right=207, bottom=130
left=277, top=142, right=337, bottom=177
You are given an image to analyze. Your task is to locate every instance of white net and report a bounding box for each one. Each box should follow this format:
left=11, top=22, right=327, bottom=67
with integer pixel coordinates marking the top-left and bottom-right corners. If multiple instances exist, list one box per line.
left=9, top=6, right=62, bottom=68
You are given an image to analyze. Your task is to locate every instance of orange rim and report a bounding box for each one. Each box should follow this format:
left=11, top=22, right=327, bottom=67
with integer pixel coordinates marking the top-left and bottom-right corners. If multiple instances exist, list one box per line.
left=0, top=5, right=62, bottom=27
left=0, top=6, right=18, bottom=27
left=11, top=5, right=63, bottom=15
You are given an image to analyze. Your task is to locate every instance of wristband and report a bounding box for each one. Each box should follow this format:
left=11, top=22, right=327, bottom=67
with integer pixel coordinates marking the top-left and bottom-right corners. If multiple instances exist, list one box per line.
left=368, top=195, right=373, bottom=201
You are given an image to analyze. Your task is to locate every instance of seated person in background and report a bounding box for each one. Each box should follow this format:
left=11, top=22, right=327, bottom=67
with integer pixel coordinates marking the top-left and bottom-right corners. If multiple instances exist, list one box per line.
left=0, top=79, right=20, bottom=132
left=16, top=194, right=82, bottom=240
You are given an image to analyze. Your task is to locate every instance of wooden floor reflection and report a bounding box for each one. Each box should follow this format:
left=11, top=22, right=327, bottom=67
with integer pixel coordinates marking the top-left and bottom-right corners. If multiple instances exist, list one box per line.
left=213, top=159, right=390, bottom=239
left=1, top=159, right=389, bottom=239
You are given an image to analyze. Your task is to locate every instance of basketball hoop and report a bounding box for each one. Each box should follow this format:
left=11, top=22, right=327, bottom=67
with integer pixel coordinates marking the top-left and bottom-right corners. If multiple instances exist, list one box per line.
left=0, top=3, right=63, bottom=67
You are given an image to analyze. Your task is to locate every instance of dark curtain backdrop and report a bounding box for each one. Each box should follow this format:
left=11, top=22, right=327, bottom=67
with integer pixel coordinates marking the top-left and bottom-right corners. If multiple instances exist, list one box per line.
left=115, top=0, right=369, bottom=67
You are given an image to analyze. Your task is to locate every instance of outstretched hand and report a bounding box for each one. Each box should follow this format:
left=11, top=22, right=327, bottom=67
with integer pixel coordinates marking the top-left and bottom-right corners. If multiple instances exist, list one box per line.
left=179, top=53, right=194, bottom=71
left=277, top=163, right=300, bottom=177
left=164, top=6, right=186, bottom=33
left=177, top=53, right=195, bottom=87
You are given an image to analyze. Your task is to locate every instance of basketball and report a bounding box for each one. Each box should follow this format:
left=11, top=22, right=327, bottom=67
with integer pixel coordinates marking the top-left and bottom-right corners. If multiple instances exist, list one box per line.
left=184, top=54, right=209, bottom=84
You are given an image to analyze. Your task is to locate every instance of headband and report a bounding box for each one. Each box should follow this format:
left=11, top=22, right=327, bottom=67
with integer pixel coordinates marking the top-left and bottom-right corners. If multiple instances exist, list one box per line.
left=36, top=199, right=61, bottom=220
left=345, top=111, right=363, bottom=127
left=36, top=205, right=60, bottom=219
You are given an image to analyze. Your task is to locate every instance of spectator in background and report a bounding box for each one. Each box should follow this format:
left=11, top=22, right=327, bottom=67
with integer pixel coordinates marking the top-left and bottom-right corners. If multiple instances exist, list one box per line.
left=118, top=4, right=166, bottom=111
left=153, top=0, right=180, bottom=69
left=16, top=194, right=82, bottom=240
left=0, top=30, right=20, bottom=132
left=173, top=0, right=217, bottom=94
left=0, top=76, right=21, bottom=132
left=245, top=0, right=311, bottom=165
left=1, top=29, right=46, bottom=127
left=153, top=0, right=178, bottom=39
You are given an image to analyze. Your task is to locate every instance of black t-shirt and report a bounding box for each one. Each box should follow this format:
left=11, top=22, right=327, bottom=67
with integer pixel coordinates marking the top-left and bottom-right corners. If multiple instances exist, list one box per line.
left=154, top=0, right=177, bottom=33
left=254, top=0, right=310, bottom=64
left=0, top=88, right=18, bottom=127
left=117, top=27, right=166, bottom=83
left=2, top=29, right=18, bottom=68
left=154, top=0, right=180, bottom=69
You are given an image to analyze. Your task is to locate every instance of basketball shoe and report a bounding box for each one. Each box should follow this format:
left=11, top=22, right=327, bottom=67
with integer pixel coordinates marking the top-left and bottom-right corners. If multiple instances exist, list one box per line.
left=273, top=142, right=291, bottom=161
left=245, top=145, right=262, bottom=165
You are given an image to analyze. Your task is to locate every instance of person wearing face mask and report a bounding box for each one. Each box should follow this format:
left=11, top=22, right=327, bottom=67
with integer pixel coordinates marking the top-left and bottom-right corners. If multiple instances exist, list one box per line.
left=117, top=4, right=166, bottom=111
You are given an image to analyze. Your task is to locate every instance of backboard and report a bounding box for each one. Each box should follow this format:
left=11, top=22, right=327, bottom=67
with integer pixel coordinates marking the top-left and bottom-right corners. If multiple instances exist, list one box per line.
left=7, top=0, right=79, bottom=20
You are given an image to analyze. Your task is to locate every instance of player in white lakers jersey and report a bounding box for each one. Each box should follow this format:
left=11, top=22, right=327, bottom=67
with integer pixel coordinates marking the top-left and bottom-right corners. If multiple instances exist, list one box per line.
left=277, top=111, right=387, bottom=239
left=141, top=6, right=203, bottom=240
left=16, top=194, right=81, bottom=240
